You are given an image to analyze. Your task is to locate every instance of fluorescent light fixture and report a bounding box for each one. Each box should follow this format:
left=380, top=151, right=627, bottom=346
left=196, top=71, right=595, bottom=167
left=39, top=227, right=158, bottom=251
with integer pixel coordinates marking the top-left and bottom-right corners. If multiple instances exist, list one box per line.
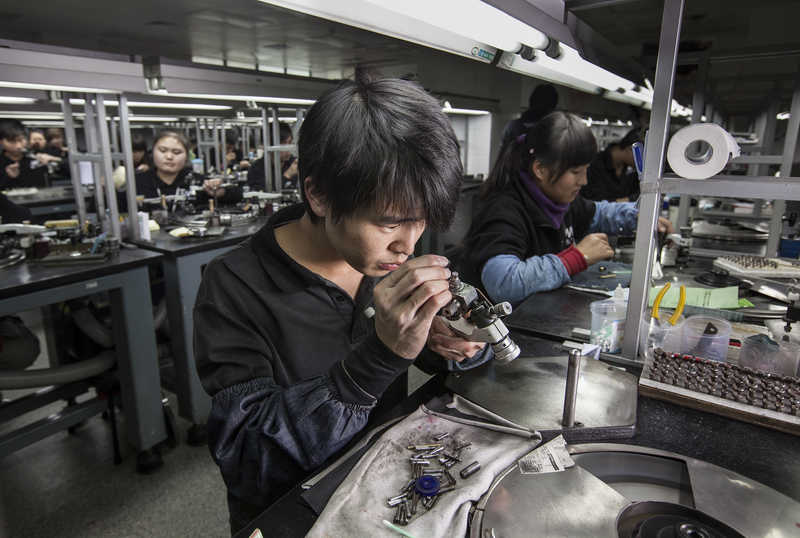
left=0, top=96, right=37, bottom=104
left=259, top=0, right=550, bottom=63
left=442, top=106, right=490, bottom=116
left=777, top=111, right=791, bottom=120
left=159, top=92, right=316, bottom=106
left=0, top=81, right=115, bottom=93
left=68, top=98, right=231, bottom=110
left=21, top=120, right=70, bottom=126
left=111, top=116, right=180, bottom=122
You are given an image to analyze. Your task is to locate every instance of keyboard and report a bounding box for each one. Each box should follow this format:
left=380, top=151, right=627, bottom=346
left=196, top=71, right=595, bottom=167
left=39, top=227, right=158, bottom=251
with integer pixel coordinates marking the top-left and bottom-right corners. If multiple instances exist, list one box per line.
left=714, top=255, right=800, bottom=279
left=639, top=348, right=800, bottom=436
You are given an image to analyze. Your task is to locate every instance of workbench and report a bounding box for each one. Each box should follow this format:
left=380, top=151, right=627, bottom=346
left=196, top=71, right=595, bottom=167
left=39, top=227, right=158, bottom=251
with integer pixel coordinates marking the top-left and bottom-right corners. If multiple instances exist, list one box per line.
left=235, top=334, right=800, bottom=538
left=0, top=247, right=168, bottom=456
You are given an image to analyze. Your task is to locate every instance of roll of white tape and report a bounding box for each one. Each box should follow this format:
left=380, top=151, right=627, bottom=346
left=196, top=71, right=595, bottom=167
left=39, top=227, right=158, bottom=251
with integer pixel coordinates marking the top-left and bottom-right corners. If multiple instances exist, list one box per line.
left=666, top=123, right=741, bottom=179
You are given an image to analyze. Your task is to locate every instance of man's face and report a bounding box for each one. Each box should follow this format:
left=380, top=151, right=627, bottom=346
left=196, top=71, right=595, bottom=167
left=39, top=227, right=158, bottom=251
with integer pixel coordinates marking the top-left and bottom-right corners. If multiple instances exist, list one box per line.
left=323, top=207, right=426, bottom=277
left=280, top=134, right=293, bottom=163
left=1, top=136, right=25, bottom=159
left=49, top=135, right=64, bottom=148
left=132, top=149, right=145, bottom=165
left=29, top=132, right=45, bottom=151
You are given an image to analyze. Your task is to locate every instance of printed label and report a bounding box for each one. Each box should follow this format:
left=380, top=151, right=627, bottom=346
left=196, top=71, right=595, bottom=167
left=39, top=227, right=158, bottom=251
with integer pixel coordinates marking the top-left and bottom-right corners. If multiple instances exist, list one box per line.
left=518, top=435, right=574, bottom=475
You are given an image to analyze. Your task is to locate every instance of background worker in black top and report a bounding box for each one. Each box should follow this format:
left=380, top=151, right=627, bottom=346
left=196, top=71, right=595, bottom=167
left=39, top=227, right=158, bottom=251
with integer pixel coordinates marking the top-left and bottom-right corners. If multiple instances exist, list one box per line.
left=119, top=130, right=242, bottom=212
left=194, top=73, right=489, bottom=534
left=499, top=83, right=559, bottom=151
left=246, top=122, right=298, bottom=191
left=458, top=112, right=672, bottom=306
left=0, top=119, right=48, bottom=190
left=582, top=127, right=642, bottom=202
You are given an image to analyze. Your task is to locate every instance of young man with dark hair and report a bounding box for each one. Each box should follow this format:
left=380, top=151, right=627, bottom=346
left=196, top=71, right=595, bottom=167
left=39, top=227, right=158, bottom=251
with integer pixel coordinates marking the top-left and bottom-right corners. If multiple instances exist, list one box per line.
left=583, top=127, right=642, bottom=202
left=194, top=75, right=489, bottom=533
left=0, top=119, right=48, bottom=190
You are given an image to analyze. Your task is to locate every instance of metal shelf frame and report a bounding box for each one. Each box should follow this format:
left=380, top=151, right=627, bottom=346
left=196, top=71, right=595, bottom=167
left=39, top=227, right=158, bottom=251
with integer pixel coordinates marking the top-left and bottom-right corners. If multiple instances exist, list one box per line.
left=622, top=0, right=800, bottom=360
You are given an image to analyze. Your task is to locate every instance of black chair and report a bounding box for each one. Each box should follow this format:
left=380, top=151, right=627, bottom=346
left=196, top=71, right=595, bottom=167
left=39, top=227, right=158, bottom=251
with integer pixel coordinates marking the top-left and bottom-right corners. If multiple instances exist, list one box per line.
left=0, top=350, right=122, bottom=463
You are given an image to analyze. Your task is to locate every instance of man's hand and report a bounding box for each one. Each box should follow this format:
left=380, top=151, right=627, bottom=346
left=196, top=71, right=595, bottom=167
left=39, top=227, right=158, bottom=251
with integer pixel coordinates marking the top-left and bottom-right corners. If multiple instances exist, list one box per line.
left=136, top=163, right=150, bottom=172
left=35, top=153, right=59, bottom=165
left=238, top=160, right=251, bottom=169
left=373, top=255, right=453, bottom=359
left=203, top=178, right=225, bottom=198
left=5, top=162, right=20, bottom=179
left=427, top=316, right=486, bottom=362
left=657, top=217, right=674, bottom=234
left=575, top=233, right=614, bottom=265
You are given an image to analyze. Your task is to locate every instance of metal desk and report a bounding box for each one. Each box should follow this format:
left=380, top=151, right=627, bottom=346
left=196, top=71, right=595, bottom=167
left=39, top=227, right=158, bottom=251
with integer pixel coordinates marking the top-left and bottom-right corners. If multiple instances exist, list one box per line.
left=5, top=186, right=90, bottom=222
left=236, top=333, right=800, bottom=538
left=0, top=248, right=167, bottom=453
left=130, top=218, right=267, bottom=432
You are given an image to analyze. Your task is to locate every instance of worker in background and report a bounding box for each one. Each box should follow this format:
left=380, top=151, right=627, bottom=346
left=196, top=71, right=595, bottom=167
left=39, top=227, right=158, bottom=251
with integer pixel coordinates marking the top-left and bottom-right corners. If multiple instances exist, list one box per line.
left=132, top=135, right=151, bottom=172
left=500, top=83, right=559, bottom=151
left=246, top=122, right=298, bottom=191
left=582, top=128, right=642, bottom=202
left=458, top=111, right=673, bottom=306
left=44, top=128, right=70, bottom=179
left=117, top=130, right=241, bottom=212
left=0, top=119, right=48, bottom=190
left=194, top=74, right=489, bottom=534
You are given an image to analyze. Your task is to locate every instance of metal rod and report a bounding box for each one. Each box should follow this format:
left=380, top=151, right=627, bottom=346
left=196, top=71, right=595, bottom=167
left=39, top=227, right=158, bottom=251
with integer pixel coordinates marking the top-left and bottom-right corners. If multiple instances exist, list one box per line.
left=60, top=92, right=88, bottom=230
left=622, top=0, right=685, bottom=360
left=109, top=118, right=120, bottom=168
left=83, top=94, right=106, bottom=228
left=561, top=349, right=581, bottom=427
left=271, top=107, right=281, bottom=190
left=768, top=68, right=800, bottom=255
left=95, top=94, right=121, bottom=240
left=119, top=94, right=140, bottom=241
left=221, top=120, right=228, bottom=173
left=261, top=107, right=271, bottom=192
left=195, top=119, right=202, bottom=172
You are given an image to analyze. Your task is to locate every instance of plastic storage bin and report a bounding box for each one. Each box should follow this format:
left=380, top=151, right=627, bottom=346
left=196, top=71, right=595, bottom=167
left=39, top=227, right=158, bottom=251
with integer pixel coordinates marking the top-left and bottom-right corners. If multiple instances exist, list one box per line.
left=739, top=335, right=800, bottom=376
left=681, top=316, right=732, bottom=362
left=590, top=299, right=627, bottom=353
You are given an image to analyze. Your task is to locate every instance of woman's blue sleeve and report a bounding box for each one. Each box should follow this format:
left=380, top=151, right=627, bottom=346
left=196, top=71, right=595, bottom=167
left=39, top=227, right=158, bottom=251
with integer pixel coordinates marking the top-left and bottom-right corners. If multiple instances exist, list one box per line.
left=481, top=253, right=570, bottom=305
left=589, top=201, right=638, bottom=235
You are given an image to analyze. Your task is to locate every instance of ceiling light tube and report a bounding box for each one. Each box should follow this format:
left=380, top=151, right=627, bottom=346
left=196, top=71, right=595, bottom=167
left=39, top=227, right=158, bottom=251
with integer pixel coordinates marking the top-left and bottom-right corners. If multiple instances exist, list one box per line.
left=0, top=81, right=115, bottom=93
left=0, top=96, right=37, bottom=104
left=260, top=0, right=551, bottom=63
left=159, top=92, right=316, bottom=106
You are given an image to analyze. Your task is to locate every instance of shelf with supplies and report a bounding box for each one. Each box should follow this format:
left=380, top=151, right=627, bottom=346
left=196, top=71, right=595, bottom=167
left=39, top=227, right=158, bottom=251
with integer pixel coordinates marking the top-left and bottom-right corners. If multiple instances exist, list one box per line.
left=653, top=174, right=800, bottom=200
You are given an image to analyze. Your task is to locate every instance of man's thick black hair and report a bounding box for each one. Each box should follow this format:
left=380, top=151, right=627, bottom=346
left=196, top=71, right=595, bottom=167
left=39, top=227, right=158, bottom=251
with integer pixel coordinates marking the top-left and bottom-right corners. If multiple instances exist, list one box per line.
left=298, top=72, right=462, bottom=231
left=0, top=119, right=25, bottom=141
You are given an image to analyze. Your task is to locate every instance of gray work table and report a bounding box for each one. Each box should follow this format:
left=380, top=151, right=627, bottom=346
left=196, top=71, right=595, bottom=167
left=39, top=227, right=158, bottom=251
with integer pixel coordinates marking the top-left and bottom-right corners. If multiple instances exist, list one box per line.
left=130, top=218, right=268, bottom=434
left=5, top=186, right=90, bottom=221
left=237, top=334, right=800, bottom=538
left=505, top=258, right=787, bottom=365
left=0, top=248, right=168, bottom=453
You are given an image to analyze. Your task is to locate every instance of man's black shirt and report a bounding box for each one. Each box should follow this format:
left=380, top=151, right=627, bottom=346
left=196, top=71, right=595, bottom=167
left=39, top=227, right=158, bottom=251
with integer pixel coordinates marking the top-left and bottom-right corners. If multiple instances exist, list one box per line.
left=194, top=204, right=487, bottom=533
left=0, top=153, right=47, bottom=190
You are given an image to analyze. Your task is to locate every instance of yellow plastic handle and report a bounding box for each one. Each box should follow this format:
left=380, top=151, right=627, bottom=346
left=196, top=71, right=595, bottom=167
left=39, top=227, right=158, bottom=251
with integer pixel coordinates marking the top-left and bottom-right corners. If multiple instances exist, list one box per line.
left=652, top=282, right=671, bottom=320
left=668, top=285, right=686, bottom=326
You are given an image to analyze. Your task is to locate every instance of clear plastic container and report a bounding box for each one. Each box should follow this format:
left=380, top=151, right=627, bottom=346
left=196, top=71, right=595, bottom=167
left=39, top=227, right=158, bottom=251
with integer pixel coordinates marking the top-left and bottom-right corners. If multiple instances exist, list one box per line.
left=740, top=335, right=800, bottom=376
left=680, top=316, right=732, bottom=362
left=590, top=299, right=627, bottom=353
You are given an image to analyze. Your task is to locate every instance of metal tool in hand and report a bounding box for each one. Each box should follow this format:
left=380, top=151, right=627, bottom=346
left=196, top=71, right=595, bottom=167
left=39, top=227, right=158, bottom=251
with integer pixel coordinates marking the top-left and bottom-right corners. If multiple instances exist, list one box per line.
left=439, top=272, right=520, bottom=364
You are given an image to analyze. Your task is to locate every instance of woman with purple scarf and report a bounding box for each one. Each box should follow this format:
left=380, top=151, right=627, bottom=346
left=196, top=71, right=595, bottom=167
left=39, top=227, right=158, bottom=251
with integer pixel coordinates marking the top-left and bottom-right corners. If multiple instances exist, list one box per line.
left=457, top=111, right=672, bottom=305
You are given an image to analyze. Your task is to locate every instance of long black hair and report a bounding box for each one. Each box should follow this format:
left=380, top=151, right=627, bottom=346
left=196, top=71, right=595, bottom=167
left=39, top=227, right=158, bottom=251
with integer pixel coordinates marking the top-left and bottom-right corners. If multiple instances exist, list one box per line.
left=483, top=111, right=596, bottom=197
left=298, top=71, right=462, bottom=231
